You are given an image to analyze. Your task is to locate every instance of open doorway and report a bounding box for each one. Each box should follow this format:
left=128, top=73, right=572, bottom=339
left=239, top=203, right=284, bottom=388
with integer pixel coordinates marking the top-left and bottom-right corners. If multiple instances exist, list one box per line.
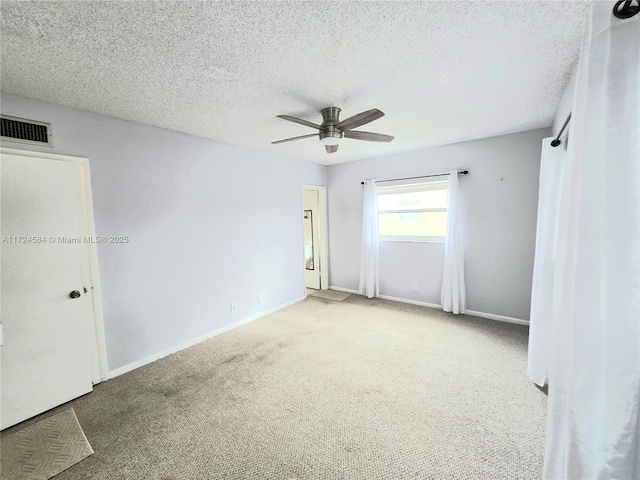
left=301, top=185, right=328, bottom=296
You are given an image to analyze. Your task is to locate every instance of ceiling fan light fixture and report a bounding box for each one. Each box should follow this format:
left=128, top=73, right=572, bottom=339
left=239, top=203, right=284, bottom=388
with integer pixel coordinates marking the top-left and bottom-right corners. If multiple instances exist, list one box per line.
left=319, top=126, right=342, bottom=146
left=320, top=135, right=341, bottom=146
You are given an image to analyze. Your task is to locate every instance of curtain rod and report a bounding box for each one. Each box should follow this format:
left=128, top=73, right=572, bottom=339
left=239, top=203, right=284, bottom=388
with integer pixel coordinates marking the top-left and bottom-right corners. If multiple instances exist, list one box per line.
left=360, top=170, right=469, bottom=185
left=551, top=112, right=572, bottom=147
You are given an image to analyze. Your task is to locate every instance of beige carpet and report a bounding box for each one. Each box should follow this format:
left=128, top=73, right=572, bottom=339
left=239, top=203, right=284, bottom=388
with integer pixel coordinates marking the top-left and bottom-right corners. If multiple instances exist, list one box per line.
left=307, top=289, right=351, bottom=301
left=1, top=409, right=93, bottom=480
left=1, top=296, right=546, bottom=479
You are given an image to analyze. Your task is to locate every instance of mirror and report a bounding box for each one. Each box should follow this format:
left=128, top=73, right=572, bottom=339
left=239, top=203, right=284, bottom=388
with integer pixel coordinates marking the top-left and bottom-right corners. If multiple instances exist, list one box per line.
left=303, top=210, right=314, bottom=270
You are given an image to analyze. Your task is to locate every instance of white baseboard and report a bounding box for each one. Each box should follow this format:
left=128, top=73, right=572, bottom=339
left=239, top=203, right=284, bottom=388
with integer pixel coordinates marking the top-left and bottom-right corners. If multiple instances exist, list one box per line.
left=465, top=309, right=529, bottom=326
left=372, top=293, right=529, bottom=326
left=378, top=294, right=441, bottom=310
left=108, top=296, right=305, bottom=379
left=329, top=286, right=361, bottom=295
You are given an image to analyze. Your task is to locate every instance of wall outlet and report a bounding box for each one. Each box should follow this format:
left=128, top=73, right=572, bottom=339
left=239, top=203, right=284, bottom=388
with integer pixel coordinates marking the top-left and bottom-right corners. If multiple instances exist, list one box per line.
left=256, top=296, right=261, bottom=304
left=412, top=283, right=418, bottom=292
left=230, top=303, right=237, bottom=313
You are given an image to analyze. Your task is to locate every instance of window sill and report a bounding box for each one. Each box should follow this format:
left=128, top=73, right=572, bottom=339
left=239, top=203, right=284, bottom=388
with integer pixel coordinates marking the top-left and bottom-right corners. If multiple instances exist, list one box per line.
left=379, top=237, right=445, bottom=244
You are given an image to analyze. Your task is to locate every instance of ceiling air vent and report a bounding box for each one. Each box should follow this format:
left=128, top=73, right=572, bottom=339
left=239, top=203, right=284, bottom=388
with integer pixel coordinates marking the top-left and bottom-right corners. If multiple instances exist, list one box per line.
left=1, top=115, right=52, bottom=147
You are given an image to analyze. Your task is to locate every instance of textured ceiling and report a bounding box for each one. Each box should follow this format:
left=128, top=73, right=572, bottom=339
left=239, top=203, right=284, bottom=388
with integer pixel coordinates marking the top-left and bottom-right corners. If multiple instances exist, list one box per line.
left=1, top=1, right=590, bottom=165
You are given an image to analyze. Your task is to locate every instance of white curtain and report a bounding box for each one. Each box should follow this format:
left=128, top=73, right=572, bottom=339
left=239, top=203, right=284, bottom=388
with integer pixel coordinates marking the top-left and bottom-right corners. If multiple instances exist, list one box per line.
left=544, top=4, right=640, bottom=479
left=527, top=138, right=567, bottom=387
left=359, top=180, right=379, bottom=298
left=441, top=169, right=466, bottom=314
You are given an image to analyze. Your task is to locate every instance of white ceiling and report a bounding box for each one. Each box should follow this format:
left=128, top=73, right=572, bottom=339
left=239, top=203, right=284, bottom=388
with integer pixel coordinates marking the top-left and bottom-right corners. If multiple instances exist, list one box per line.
left=1, top=1, right=590, bottom=165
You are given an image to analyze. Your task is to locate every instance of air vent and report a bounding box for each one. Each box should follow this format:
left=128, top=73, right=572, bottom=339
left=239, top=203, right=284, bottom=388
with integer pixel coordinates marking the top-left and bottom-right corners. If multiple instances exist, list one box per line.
left=1, top=115, right=52, bottom=146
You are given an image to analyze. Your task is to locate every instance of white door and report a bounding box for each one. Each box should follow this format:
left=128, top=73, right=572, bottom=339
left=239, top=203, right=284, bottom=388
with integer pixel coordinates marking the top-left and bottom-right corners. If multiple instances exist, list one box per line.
left=303, top=190, right=320, bottom=289
left=1, top=151, right=98, bottom=430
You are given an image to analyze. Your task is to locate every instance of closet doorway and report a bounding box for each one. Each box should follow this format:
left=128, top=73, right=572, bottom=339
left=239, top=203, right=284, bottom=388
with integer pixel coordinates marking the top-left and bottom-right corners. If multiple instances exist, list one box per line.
left=301, top=185, right=328, bottom=294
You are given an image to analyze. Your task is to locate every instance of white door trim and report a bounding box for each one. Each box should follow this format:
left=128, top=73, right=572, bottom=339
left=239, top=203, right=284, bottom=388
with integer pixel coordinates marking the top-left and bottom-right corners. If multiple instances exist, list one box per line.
left=301, top=185, right=329, bottom=291
left=1, top=147, right=108, bottom=382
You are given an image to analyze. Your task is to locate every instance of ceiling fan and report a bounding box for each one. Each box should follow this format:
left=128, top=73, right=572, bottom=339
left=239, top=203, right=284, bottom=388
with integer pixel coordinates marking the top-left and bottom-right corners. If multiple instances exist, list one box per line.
left=272, top=107, right=394, bottom=154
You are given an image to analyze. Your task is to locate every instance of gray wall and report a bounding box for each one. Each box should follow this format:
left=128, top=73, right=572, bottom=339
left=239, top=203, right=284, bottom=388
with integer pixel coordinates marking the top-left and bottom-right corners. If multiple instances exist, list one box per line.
left=1, top=93, right=326, bottom=372
left=327, top=128, right=549, bottom=320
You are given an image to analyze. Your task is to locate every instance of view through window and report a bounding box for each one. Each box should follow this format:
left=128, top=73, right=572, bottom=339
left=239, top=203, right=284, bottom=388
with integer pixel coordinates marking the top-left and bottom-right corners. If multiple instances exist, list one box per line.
left=377, top=180, right=448, bottom=242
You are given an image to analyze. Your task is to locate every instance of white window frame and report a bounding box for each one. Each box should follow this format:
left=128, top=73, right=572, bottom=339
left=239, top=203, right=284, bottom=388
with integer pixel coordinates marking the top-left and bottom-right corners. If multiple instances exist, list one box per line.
left=377, top=180, right=448, bottom=243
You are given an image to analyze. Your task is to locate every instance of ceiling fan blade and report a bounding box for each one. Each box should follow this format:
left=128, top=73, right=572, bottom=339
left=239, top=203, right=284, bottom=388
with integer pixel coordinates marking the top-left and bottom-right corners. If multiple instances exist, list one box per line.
left=277, top=115, right=322, bottom=130
left=343, top=131, right=394, bottom=143
left=325, top=145, right=339, bottom=154
left=336, top=109, right=384, bottom=131
left=271, top=133, right=318, bottom=144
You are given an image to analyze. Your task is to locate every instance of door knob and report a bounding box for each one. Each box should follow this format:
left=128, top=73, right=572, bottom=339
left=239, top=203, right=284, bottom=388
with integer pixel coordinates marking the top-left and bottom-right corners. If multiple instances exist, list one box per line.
left=69, top=290, right=81, bottom=299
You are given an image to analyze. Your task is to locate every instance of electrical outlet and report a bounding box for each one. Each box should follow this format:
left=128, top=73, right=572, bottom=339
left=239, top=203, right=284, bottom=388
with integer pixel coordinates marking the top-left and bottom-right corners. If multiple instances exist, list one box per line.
left=230, top=303, right=237, bottom=313
left=412, top=283, right=418, bottom=292
left=256, top=296, right=261, bottom=304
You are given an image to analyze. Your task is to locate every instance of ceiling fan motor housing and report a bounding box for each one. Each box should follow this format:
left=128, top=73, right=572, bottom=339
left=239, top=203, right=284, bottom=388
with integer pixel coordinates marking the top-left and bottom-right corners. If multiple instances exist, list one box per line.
left=319, top=107, right=343, bottom=143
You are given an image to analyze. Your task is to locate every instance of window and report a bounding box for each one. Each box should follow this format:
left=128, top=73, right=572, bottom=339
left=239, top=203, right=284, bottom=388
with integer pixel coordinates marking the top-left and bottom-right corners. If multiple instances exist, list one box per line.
left=377, top=180, right=448, bottom=242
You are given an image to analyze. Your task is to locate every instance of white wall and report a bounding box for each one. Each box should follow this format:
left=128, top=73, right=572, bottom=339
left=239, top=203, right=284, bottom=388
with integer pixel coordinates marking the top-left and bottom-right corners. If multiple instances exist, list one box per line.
left=553, top=63, right=577, bottom=135
left=1, top=93, right=326, bottom=372
left=328, top=128, right=550, bottom=321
